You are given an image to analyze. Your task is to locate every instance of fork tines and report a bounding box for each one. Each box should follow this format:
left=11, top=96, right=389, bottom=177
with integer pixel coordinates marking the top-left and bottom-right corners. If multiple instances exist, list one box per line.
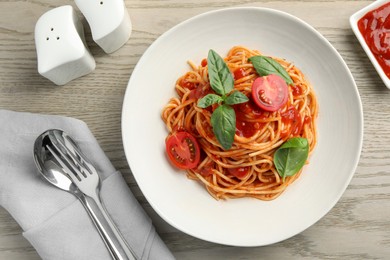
left=48, top=139, right=91, bottom=182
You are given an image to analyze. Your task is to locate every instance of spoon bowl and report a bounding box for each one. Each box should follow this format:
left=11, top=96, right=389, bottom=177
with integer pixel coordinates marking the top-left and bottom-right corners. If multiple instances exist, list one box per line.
left=33, top=129, right=77, bottom=192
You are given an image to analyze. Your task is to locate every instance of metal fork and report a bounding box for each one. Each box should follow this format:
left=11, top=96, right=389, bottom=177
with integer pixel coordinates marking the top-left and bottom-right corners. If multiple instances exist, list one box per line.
left=48, top=131, right=137, bottom=260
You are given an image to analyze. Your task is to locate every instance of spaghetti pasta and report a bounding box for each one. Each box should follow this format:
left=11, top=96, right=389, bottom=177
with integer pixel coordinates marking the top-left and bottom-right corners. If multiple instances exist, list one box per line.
left=162, top=46, right=318, bottom=200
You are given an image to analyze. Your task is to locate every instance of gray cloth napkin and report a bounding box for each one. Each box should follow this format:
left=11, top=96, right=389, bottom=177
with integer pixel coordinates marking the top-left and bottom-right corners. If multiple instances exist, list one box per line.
left=0, top=109, right=174, bottom=260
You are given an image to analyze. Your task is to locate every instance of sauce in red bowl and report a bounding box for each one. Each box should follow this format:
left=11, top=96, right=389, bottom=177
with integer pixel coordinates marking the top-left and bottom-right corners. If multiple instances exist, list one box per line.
left=358, top=2, right=390, bottom=78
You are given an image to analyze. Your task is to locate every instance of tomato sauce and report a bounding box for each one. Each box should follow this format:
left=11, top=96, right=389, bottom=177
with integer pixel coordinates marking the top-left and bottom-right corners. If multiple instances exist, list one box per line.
left=291, top=85, right=302, bottom=96
left=235, top=113, right=260, bottom=138
left=179, top=78, right=196, bottom=90
left=227, top=166, right=250, bottom=179
left=233, top=68, right=246, bottom=80
left=358, top=2, right=390, bottom=78
left=189, top=86, right=210, bottom=99
left=281, top=106, right=303, bottom=139
left=199, top=166, right=213, bottom=177
left=233, top=99, right=267, bottom=138
left=304, top=115, right=311, bottom=125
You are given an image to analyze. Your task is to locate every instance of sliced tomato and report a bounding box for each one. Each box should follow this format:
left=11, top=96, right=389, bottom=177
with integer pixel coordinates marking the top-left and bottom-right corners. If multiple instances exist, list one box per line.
left=165, top=131, right=200, bottom=169
left=227, top=166, right=250, bottom=179
left=251, top=74, right=288, bottom=112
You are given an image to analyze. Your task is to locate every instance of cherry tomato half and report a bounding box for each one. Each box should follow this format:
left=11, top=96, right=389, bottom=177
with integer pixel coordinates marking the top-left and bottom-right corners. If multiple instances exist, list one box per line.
left=251, top=74, right=288, bottom=112
left=165, top=131, right=200, bottom=169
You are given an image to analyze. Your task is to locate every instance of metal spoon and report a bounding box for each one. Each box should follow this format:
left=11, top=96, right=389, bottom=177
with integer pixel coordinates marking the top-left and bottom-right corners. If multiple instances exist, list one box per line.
left=33, top=129, right=132, bottom=260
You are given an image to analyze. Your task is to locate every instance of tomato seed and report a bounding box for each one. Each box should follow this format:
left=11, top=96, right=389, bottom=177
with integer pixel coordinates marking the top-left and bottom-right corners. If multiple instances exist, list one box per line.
left=259, top=90, right=272, bottom=105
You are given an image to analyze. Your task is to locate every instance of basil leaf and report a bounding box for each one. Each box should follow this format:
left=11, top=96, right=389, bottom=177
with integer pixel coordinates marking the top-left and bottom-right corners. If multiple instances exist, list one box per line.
left=208, top=49, right=234, bottom=95
left=198, top=94, right=223, bottom=108
left=224, top=91, right=249, bottom=105
left=249, top=56, right=293, bottom=85
left=210, top=104, right=236, bottom=150
left=274, top=137, right=309, bottom=179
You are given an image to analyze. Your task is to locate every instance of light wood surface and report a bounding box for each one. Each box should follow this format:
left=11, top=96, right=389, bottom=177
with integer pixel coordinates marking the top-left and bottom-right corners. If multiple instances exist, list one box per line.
left=1, top=0, right=390, bottom=259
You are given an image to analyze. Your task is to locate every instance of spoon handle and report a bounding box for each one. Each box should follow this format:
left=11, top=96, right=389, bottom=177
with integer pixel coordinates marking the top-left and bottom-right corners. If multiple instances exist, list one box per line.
left=77, top=193, right=127, bottom=260
left=89, top=191, right=137, bottom=260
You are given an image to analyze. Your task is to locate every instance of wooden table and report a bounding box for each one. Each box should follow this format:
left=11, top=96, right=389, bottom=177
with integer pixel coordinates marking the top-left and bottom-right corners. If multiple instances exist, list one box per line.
left=1, top=0, right=389, bottom=259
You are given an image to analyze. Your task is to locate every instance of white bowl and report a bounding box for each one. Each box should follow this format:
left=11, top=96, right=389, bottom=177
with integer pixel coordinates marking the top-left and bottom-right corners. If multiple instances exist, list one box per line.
left=350, top=0, right=390, bottom=89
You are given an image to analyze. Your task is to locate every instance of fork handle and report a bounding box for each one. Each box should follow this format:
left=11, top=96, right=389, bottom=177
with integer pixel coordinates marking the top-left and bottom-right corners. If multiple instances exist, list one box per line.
left=88, top=191, right=137, bottom=260
left=77, top=193, right=127, bottom=260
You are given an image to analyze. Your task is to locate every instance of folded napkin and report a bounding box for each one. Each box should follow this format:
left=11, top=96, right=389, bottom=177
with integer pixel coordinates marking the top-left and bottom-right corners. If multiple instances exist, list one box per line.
left=0, top=110, right=174, bottom=260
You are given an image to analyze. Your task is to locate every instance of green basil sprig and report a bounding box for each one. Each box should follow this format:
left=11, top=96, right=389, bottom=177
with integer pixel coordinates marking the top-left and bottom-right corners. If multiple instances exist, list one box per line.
left=274, top=137, right=309, bottom=180
left=197, top=49, right=249, bottom=150
left=248, top=56, right=293, bottom=85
